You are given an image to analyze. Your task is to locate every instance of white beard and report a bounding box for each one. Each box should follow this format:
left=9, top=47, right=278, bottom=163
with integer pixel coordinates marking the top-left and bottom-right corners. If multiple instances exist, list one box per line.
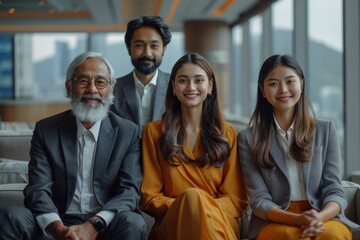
left=70, top=93, right=114, bottom=122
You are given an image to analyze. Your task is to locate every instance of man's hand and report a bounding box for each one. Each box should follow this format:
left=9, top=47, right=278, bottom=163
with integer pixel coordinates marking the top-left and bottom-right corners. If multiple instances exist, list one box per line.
left=45, top=220, right=79, bottom=240
left=68, top=220, right=98, bottom=240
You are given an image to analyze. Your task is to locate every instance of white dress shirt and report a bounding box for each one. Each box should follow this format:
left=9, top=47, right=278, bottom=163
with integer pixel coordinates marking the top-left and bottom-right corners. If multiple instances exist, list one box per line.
left=133, top=70, right=158, bottom=128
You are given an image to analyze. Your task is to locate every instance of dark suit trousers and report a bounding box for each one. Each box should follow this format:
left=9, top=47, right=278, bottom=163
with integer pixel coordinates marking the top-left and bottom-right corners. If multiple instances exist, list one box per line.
left=0, top=206, right=146, bottom=240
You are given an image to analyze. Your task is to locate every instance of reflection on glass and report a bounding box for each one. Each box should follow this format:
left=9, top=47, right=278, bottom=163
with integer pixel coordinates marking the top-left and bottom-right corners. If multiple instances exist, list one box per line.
left=249, top=16, right=262, bottom=117
left=272, top=0, right=293, bottom=55
left=229, top=25, right=243, bottom=116
left=0, top=34, right=13, bottom=99
left=15, top=33, right=87, bottom=100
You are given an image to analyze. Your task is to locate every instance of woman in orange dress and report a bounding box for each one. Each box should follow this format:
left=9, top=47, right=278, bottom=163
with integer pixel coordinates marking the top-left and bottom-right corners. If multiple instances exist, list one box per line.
left=140, top=52, right=249, bottom=240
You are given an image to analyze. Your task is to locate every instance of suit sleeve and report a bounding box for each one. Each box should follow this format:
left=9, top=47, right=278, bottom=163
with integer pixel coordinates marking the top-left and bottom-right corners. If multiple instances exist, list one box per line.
left=320, top=120, right=348, bottom=210
left=237, top=130, right=280, bottom=220
left=24, top=122, right=60, bottom=215
left=140, top=123, right=175, bottom=219
left=215, top=124, right=249, bottom=219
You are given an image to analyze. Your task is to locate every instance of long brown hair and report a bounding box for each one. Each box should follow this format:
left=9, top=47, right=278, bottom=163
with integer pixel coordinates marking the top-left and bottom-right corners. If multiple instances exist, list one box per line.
left=250, top=55, right=316, bottom=168
left=160, top=53, right=230, bottom=167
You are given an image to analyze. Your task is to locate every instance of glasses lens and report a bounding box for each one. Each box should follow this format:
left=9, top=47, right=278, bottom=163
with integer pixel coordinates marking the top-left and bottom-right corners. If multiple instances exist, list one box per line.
left=73, top=78, right=109, bottom=89
left=77, top=79, right=89, bottom=88
left=95, top=79, right=108, bottom=89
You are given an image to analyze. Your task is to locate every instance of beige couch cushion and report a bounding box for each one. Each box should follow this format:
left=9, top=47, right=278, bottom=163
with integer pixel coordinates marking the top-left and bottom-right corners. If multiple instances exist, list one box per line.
left=0, top=131, right=32, bottom=161
left=0, top=183, right=26, bottom=207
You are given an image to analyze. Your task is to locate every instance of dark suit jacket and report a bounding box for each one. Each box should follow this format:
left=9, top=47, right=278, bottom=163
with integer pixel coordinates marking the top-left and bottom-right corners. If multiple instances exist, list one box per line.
left=111, top=70, right=170, bottom=126
left=24, top=110, right=142, bottom=217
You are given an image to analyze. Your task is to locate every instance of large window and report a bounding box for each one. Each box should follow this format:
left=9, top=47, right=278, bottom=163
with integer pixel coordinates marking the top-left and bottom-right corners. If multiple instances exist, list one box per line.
left=15, top=33, right=87, bottom=100
left=11, top=32, right=184, bottom=101
left=271, top=0, right=293, bottom=55
left=308, top=0, right=344, bottom=144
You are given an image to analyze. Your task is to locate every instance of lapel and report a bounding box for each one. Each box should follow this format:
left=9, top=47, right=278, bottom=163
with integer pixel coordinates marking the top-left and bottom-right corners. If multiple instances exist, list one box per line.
left=92, top=115, right=116, bottom=183
left=152, top=71, right=168, bottom=120
left=268, top=129, right=316, bottom=186
left=122, top=76, right=140, bottom=123
left=301, top=128, right=316, bottom=187
left=269, top=133, right=289, bottom=178
left=59, top=113, right=78, bottom=204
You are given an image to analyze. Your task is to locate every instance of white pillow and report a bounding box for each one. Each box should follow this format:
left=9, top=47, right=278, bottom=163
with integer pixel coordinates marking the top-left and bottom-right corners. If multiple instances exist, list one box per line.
left=0, top=158, right=28, bottom=184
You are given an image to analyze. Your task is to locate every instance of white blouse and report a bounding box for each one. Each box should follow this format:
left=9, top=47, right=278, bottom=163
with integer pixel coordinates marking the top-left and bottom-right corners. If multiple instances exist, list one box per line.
left=273, top=117, right=307, bottom=200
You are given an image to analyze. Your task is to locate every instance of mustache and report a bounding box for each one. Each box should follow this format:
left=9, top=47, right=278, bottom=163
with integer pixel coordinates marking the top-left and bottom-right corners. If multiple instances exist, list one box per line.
left=75, top=94, right=105, bottom=105
left=138, top=57, right=156, bottom=63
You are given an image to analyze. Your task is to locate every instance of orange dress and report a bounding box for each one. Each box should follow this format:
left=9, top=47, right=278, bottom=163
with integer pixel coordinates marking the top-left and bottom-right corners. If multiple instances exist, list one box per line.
left=140, top=120, right=249, bottom=240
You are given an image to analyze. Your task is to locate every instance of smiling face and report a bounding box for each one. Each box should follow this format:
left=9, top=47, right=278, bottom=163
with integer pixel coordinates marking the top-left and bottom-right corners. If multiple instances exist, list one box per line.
left=261, top=64, right=303, bottom=118
left=66, top=58, right=112, bottom=101
left=128, top=26, right=166, bottom=76
left=65, top=58, right=114, bottom=127
left=172, top=63, right=213, bottom=110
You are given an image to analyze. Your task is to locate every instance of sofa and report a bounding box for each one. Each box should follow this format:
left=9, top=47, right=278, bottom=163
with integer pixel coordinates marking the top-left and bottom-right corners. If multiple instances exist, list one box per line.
left=1, top=130, right=360, bottom=239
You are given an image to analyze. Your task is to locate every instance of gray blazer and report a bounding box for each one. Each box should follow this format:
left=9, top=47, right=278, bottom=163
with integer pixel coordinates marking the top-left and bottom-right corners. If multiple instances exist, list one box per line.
left=111, top=70, right=170, bottom=126
left=238, top=119, right=359, bottom=239
left=24, top=110, right=142, bottom=217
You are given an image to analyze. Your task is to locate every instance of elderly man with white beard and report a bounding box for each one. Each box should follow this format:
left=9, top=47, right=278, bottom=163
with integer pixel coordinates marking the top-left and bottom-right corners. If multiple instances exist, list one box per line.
left=0, top=52, right=146, bottom=240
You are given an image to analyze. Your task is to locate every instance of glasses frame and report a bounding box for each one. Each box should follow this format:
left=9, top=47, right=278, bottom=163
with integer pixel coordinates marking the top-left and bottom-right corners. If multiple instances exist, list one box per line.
left=71, top=77, right=110, bottom=90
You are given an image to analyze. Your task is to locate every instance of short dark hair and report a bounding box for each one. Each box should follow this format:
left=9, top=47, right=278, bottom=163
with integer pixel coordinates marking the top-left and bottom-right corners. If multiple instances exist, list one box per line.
left=124, top=16, right=172, bottom=48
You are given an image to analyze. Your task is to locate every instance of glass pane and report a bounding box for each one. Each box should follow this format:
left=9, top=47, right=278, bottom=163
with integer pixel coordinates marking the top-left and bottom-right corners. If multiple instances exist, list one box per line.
left=14, top=32, right=185, bottom=101
left=229, top=25, right=243, bottom=116
left=0, top=34, right=14, bottom=99
left=308, top=0, right=344, bottom=149
left=15, top=33, right=88, bottom=100
left=249, top=15, right=262, bottom=117
left=272, top=0, right=293, bottom=55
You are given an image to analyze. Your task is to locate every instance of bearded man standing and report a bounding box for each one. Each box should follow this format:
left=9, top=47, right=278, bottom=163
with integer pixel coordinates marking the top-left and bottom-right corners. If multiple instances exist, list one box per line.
left=0, top=52, right=146, bottom=240
left=111, top=16, right=172, bottom=129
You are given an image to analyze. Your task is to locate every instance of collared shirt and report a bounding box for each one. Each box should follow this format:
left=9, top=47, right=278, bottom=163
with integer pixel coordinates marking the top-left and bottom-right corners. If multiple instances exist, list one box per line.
left=273, top=116, right=307, bottom=200
left=133, top=69, right=158, bottom=128
left=67, top=119, right=101, bottom=214
left=36, top=119, right=114, bottom=234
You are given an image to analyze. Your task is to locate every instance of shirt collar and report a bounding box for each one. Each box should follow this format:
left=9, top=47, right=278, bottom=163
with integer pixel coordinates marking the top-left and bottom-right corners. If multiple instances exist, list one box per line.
left=273, top=115, right=294, bottom=139
left=76, top=118, right=101, bottom=142
left=133, top=69, right=158, bottom=87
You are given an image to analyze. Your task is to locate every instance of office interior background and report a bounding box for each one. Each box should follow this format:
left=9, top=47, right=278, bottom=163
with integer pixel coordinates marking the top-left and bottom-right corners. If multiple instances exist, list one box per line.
left=0, top=0, right=360, bottom=180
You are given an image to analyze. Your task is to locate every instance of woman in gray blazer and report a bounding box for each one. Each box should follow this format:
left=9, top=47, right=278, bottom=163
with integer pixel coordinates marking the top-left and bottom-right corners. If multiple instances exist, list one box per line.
left=238, top=55, right=357, bottom=240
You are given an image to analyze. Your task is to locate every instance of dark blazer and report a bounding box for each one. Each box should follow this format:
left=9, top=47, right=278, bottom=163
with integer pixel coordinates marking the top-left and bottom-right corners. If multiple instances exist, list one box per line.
left=111, top=70, right=170, bottom=126
left=238, top=119, right=359, bottom=239
left=24, top=110, right=142, bottom=217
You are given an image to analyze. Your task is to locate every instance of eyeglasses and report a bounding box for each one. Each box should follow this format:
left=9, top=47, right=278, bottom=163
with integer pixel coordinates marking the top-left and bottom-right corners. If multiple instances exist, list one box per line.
left=72, top=77, right=110, bottom=90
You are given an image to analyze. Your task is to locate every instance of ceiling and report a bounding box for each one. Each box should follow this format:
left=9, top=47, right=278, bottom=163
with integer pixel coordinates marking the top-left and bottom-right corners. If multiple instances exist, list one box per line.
left=0, top=0, right=263, bottom=32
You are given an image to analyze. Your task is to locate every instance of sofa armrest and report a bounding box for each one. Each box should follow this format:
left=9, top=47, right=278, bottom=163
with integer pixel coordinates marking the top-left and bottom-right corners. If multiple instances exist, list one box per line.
left=0, top=132, right=32, bottom=161
left=342, top=180, right=360, bottom=224
left=0, top=183, right=26, bottom=207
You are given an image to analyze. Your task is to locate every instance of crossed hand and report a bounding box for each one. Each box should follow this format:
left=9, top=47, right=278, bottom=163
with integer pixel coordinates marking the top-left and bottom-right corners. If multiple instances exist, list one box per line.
left=299, top=209, right=324, bottom=237
left=48, top=221, right=98, bottom=240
